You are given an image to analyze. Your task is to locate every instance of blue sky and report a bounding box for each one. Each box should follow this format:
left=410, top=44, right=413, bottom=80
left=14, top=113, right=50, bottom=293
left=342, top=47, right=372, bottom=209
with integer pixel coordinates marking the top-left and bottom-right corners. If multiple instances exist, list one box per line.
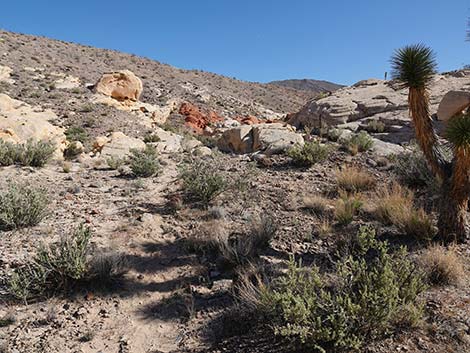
left=1, top=0, right=469, bottom=85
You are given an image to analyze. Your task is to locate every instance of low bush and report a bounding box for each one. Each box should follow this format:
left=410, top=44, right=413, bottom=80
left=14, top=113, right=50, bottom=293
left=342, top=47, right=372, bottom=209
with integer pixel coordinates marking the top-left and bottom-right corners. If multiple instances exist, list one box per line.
left=391, top=145, right=438, bottom=189
left=63, top=141, right=83, bottom=160
left=419, top=245, right=464, bottom=286
left=287, top=141, right=331, bottom=167
left=143, top=133, right=161, bottom=143
left=106, top=155, right=127, bottom=170
left=8, top=225, right=126, bottom=302
left=301, top=195, right=330, bottom=215
left=336, top=166, right=376, bottom=192
left=179, top=157, right=227, bottom=205
left=0, top=183, right=48, bottom=230
left=64, top=126, right=88, bottom=143
left=343, top=131, right=374, bottom=155
left=0, top=139, right=55, bottom=167
left=128, top=145, right=161, bottom=177
left=365, top=119, right=386, bottom=133
left=246, top=226, right=426, bottom=352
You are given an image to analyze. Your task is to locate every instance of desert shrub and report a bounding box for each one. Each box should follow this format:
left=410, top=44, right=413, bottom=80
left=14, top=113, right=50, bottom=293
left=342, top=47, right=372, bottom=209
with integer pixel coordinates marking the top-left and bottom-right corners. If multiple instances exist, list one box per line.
left=179, top=157, right=227, bottom=205
left=326, top=128, right=344, bottom=142
left=106, top=155, right=127, bottom=170
left=0, top=183, right=48, bottom=230
left=128, top=145, right=161, bottom=177
left=63, top=141, right=82, bottom=160
left=343, top=131, right=374, bottom=155
left=392, top=146, right=438, bottom=189
left=287, top=141, right=331, bottom=167
left=8, top=225, right=126, bottom=301
left=143, top=133, right=161, bottom=143
left=419, top=245, right=464, bottom=286
left=365, top=120, right=385, bottom=133
left=0, top=313, right=15, bottom=327
left=335, top=192, right=362, bottom=225
left=0, top=139, right=55, bottom=167
left=65, top=126, right=88, bottom=143
left=251, top=226, right=426, bottom=352
left=375, top=183, right=435, bottom=241
left=336, top=166, right=376, bottom=192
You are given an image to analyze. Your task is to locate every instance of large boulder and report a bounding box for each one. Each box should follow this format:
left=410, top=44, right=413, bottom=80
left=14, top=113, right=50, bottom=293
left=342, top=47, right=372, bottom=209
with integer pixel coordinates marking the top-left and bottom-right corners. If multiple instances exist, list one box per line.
left=288, top=79, right=407, bottom=129
left=0, top=94, right=66, bottom=157
left=218, top=123, right=303, bottom=155
left=94, top=70, right=143, bottom=101
left=0, top=66, right=14, bottom=84
left=252, top=123, right=304, bottom=155
left=436, top=90, right=470, bottom=121
left=179, top=102, right=224, bottom=134
left=99, top=132, right=145, bottom=158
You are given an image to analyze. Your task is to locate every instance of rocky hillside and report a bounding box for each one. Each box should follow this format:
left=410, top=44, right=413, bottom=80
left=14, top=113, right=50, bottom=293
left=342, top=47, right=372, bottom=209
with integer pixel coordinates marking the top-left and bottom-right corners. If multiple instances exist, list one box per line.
left=269, top=78, right=343, bottom=94
left=0, top=30, right=312, bottom=119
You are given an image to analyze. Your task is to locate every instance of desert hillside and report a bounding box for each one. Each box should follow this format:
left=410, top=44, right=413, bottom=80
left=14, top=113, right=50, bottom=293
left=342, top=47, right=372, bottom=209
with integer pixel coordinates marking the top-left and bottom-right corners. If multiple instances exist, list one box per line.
left=269, top=78, right=343, bottom=93
left=0, top=31, right=470, bottom=353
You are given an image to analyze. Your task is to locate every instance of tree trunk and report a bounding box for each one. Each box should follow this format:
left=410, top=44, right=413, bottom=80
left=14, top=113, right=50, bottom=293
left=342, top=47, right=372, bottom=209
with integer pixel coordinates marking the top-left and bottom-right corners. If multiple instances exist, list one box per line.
left=437, top=148, right=470, bottom=243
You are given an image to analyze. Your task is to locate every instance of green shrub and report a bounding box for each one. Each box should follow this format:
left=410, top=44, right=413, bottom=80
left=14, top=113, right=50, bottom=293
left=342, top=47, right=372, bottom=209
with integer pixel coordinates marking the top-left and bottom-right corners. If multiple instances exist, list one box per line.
left=0, top=139, right=55, bottom=167
left=128, top=145, right=161, bottom=177
left=106, top=155, right=127, bottom=170
left=343, top=131, right=374, bottom=155
left=326, top=128, right=344, bottom=142
left=253, top=227, right=425, bottom=352
left=179, top=157, right=227, bottom=205
left=8, top=225, right=126, bottom=301
left=365, top=120, right=386, bottom=133
left=0, top=183, right=48, bottom=230
left=287, top=141, right=331, bottom=167
left=392, top=146, right=438, bottom=189
left=65, top=126, right=88, bottom=143
left=143, top=133, right=161, bottom=143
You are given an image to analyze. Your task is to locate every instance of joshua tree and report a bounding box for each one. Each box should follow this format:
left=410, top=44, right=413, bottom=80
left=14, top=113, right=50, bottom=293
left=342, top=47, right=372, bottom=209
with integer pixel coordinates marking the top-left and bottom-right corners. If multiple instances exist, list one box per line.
left=391, top=44, right=469, bottom=243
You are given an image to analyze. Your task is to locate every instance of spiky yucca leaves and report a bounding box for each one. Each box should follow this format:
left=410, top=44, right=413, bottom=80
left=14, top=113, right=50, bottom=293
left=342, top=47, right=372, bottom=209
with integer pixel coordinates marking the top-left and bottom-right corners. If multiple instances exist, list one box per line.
left=390, top=44, right=437, bottom=89
left=438, top=113, right=470, bottom=241
left=390, top=45, right=446, bottom=180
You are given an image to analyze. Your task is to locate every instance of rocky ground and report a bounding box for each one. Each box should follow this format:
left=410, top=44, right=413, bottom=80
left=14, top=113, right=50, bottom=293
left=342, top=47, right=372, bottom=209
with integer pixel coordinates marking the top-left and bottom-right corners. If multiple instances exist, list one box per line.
left=0, top=31, right=470, bottom=353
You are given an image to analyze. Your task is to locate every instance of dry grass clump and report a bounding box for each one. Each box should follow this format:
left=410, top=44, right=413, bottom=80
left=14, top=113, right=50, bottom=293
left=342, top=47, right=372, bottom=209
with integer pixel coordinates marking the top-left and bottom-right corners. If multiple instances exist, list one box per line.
left=375, top=183, right=435, bottom=241
left=335, top=192, right=363, bottom=225
left=301, top=195, right=330, bottom=215
left=336, top=166, right=376, bottom=192
left=419, top=245, right=465, bottom=286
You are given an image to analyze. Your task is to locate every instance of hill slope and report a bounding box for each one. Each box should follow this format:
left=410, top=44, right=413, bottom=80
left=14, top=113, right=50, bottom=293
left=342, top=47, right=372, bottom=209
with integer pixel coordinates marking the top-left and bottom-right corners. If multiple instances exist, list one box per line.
left=269, top=78, right=343, bottom=94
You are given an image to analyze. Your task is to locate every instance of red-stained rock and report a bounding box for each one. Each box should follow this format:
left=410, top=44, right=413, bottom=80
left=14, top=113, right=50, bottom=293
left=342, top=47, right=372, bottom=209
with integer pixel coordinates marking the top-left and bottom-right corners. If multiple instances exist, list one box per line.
left=236, top=115, right=260, bottom=125
left=179, top=102, right=223, bottom=134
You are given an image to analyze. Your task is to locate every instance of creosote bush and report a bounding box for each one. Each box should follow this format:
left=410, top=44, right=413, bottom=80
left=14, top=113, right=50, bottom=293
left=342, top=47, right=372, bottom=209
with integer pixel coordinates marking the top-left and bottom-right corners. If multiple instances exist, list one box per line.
left=0, top=139, right=55, bottom=167
left=391, top=144, right=438, bottom=190
left=128, top=145, right=161, bottom=177
left=64, top=126, right=88, bottom=144
left=179, top=157, right=227, bottom=205
left=375, top=183, right=435, bottom=241
left=336, top=166, right=376, bottom=192
left=8, top=225, right=126, bottom=302
left=287, top=141, right=331, bottom=167
left=0, top=183, right=48, bottom=230
left=343, top=131, right=374, bottom=155
left=419, top=245, right=464, bottom=286
left=244, top=226, right=426, bottom=352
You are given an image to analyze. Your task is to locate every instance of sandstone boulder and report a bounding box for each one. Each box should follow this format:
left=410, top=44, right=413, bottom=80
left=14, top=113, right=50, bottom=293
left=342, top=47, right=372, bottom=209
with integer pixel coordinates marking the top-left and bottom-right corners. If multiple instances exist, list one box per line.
left=436, top=90, right=470, bottom=121
left=218, top=123, right=303, bottom=155
left=0, top=94, right=66, bottom=157
left=0, top=65, right=14, bottom=84
left=252, top=123, right=304, bottom=155
left=94, top=70, right=143, bottom=101
left=179, top=102, right=223, bottom=134
left=148, top=127, right=183, bottom=153
left=100, top=132, right=145, bottom=158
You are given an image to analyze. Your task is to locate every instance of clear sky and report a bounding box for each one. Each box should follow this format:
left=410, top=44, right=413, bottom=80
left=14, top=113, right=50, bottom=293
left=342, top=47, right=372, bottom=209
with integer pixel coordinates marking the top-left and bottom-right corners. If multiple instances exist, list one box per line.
left=1, top=0, right=469, bottom=85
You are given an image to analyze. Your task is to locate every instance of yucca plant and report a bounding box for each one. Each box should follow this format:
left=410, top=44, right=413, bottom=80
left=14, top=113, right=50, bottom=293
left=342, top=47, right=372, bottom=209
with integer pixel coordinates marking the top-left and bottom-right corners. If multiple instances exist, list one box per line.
left=391, top=44, right=468, bottom=242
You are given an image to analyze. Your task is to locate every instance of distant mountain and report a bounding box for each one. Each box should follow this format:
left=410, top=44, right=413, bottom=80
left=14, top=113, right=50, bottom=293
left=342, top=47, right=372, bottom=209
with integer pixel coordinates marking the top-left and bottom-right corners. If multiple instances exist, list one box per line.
left=269, top=79, right=344, bottom=94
